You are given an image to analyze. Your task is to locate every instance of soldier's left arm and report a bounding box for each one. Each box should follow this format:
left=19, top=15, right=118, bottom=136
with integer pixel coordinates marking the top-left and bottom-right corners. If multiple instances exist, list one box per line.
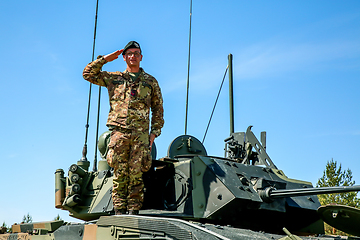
left=150, top=79, right=164, bottom=138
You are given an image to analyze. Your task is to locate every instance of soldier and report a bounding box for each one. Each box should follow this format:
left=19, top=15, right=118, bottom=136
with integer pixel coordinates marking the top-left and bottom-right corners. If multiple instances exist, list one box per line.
left=83, top=41, right=164, bottom=215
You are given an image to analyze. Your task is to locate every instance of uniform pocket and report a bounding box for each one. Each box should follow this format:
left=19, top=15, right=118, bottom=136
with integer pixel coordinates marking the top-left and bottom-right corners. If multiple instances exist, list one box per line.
left=106, top=131, right=130, bottom=167
left=137, top=82, right=152, bottom=106
left=106, top=131, right=118, bottom=168
left=106, top=149, right=115, bottom=168
left=137, top=132, right=152, bottom=172
left=110, top=82, right=126, bottom=101
left=141, top=148, right=152, bottom=172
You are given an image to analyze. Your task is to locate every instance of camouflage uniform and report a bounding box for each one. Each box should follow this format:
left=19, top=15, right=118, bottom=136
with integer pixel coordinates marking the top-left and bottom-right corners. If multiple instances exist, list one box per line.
left=83, top=56, right=164, bottom=211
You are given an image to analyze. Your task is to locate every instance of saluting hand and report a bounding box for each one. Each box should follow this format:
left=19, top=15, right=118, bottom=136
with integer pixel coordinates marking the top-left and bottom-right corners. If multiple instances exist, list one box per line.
left=104, top=49, right=124, bottom=62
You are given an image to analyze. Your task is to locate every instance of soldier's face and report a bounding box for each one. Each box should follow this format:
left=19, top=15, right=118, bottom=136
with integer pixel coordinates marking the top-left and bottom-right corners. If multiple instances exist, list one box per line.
left=123, top=48, right=142, bottom=67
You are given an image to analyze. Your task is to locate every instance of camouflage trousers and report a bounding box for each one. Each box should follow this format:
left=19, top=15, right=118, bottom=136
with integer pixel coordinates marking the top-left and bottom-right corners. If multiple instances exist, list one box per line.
left=107, top=128, right=152, bottom=211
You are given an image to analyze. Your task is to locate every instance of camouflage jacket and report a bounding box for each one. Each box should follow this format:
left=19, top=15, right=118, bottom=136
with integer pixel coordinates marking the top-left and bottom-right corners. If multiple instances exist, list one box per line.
left=83, top=57, right=164, bottom=137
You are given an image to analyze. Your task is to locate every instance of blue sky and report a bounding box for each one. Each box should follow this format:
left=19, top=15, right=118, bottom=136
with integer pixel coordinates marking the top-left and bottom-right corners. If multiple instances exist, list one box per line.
left=1, top=0, right=360, bottom=225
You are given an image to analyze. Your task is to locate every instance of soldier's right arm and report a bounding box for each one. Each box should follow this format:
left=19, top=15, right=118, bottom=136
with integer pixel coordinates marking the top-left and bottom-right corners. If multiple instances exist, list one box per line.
left=83, top=50, right=123, bottom=86
left=83, top=57, right=108, bottom=87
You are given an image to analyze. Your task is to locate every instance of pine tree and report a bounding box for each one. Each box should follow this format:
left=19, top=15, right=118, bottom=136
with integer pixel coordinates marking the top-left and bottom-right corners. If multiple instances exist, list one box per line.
left=316, top=159, right=360, bottom=207
left=1, top=222, right=8, bottom=234
left=316, top=159, right=360, bottom=235
left=53, top=214, right=62, bottom=221
left=22, top=213, right=33, bottom=224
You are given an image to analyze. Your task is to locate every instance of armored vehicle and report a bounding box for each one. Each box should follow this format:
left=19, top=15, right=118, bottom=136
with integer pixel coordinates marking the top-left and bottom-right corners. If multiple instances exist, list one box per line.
left=2, top=124, right=360, bottom=240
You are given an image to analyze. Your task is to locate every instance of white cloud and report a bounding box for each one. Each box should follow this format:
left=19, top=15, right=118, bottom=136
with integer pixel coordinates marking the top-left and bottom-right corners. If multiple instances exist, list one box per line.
left=159, top=37, right=360, bottom=94
left=233, top=39, right=360, bottom=80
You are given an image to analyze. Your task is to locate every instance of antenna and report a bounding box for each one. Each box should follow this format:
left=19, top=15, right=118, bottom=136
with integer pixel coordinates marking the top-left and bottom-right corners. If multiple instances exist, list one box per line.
left=184, top=0, right=193, bottom=135
left=202, top=54, right=234, bottom=143
left=202, top=65, right=228, bottom=144
left=228, top=54, right=234, bottom=135
left=81, top=0, right=100, bottom=170
left=92, top=0, right=101, bottom=172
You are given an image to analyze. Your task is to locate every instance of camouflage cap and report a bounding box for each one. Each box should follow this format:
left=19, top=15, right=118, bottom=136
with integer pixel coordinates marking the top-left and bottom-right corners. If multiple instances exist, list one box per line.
left=123, top=41, right=141, bottom=55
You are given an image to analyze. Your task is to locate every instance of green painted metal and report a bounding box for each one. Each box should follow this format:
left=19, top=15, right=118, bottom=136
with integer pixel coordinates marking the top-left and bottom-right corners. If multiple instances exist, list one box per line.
left=228, top=54, right=234, bottom=135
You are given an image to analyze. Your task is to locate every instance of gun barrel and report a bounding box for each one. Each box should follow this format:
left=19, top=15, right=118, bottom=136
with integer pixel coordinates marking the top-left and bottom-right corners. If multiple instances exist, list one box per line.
left=269, top=185, right=360, bottom=199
